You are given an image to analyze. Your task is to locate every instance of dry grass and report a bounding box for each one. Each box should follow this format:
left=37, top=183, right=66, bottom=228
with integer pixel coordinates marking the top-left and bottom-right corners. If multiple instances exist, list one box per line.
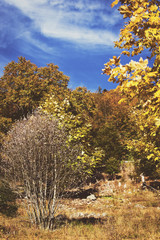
left=1, top=186, right=160, bottom=240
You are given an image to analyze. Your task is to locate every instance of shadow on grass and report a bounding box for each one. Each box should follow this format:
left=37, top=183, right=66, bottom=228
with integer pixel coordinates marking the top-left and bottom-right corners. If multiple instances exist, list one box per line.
left=0, top=204, right=18, bottom=217
left=0, top=180, right=18, bottom=217
left=53, top=214, right=109, bottom=229
left=64, top=188, right=98, bottom=199
left=0, top=224, right=11, bottom=235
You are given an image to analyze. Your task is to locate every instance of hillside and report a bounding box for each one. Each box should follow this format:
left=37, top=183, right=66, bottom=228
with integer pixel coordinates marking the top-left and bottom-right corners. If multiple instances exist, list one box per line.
left=1, top=169, right=160, bottom=240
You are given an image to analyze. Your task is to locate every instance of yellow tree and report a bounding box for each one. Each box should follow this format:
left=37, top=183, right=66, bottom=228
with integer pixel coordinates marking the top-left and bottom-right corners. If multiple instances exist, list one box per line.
left=0, top=57, right=69, bottom=121
left=0, top=57, right=69, bottom=144
left=103, top=0, right=160, bottom=176
left=40, top=87, right=103, bottom=174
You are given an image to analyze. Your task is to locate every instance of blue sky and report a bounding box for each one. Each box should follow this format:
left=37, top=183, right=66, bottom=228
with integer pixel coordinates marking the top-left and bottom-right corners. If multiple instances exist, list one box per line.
left=0, top=0, right=125, bottom=92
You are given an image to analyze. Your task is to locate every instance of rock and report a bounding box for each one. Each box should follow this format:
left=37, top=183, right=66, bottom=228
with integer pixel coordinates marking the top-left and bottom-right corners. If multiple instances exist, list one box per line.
left=78, top=212, right=85, bottom=218
left=87, top=194, right=96, bottom=201
left=134, top=204, right=146, bottom=209
left=101, top=213, right=108, bottom=218
left=88, top=212, right=95, bottom=218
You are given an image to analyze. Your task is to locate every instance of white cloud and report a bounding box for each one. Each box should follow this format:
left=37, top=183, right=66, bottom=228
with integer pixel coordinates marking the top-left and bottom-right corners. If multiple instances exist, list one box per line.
left=0, top=3, right=30, bottom=48
left=21, top=31, right=59, bottom=55
left=3, top=0, right=121, bottom=47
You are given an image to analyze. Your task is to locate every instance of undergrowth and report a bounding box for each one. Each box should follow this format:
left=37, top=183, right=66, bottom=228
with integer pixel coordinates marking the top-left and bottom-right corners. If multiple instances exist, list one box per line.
left=0, top=188, right=160, bottom=239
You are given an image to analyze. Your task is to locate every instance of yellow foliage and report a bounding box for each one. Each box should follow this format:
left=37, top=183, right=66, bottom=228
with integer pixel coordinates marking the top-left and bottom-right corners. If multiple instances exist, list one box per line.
left=40, top=87, right=103, bottom=172
left=103, top=0, right=160, bottom=169
left=111, top=0, right=119, bottom=8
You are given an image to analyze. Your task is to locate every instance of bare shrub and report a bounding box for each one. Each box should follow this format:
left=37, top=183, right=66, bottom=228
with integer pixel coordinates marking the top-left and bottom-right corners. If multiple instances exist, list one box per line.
left=2, top=113, right=87, bottom=229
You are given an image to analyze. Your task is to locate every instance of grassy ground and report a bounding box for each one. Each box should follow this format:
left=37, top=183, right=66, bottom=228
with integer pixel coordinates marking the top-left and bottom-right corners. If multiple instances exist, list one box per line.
left=1, top=185, right=160, bottom=239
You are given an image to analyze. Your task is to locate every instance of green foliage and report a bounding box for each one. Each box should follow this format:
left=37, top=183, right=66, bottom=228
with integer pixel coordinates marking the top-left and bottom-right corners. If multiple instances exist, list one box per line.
left=105, top=157, right=121, bottom=176
left=0, top=180, right=17, bottom=217
left=95, top=123, right=125, bottom=159
left=135, top=157, right=158, bottom=178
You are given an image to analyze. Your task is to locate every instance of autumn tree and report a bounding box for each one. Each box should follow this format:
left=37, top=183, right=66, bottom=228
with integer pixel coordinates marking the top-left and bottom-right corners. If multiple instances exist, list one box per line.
left=2, top=113, right=88, bottom=229
left=92, top=89, right=135, bottom=176
left=0, top=57, right=69, bottom=141
left=41, top=87, right=103, bottom=173
left=103, top=0, right=160, bottom=177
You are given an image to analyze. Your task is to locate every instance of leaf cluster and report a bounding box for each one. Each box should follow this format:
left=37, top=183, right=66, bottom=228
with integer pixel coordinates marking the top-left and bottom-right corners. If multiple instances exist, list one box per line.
left=0, top=57, right=69, bottom=139
left=103, top=0, right=160, bottom=176
left=41, top=87, right=104, bottom=171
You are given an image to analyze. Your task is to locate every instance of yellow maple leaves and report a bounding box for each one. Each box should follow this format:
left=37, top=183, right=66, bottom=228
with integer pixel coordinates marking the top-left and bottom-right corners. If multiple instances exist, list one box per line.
left=113, top=0, right=160, bottom=59
left=111, top=0, right=119, bottom=8
left=103, top=0, right=160, bottom=171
